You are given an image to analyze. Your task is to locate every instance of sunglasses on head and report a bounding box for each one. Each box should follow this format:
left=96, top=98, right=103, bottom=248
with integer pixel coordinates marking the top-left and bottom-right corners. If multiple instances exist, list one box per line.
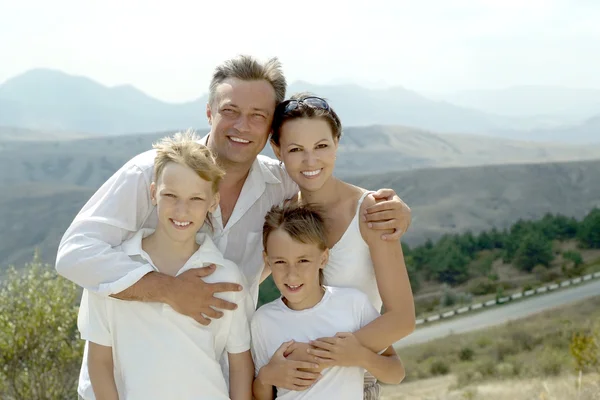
left=279, top=96, right=330, bottom=114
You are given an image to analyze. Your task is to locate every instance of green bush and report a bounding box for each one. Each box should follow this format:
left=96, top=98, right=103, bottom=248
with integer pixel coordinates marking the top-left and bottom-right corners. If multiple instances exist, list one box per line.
left=0, top=256, right=84, bottom=400
left=459, top=346, right=475, bottom=361
left=429, top=359, right=450, bottom=376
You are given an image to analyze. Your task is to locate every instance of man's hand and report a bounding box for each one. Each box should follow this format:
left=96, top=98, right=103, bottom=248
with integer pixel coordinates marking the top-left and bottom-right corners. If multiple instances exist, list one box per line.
left=258, top=341, right=321, bottom=391
left=363, top=188, right=411, bottom=241
left=165, top=265, right=242, bottom=325
left=308, top=332, right=368, bottom=368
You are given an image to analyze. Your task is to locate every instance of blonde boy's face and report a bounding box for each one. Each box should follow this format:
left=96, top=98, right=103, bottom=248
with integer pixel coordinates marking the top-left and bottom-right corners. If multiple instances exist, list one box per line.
left=150, top=162, right=219, bottom=244
left=263, top=228, right=328, bottom=311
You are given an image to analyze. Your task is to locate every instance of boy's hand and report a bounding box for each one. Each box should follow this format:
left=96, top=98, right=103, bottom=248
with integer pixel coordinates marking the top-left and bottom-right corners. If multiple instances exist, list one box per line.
left=258, top=341, right=321, bottom=391
left=165, top=265, right=242, bottom=325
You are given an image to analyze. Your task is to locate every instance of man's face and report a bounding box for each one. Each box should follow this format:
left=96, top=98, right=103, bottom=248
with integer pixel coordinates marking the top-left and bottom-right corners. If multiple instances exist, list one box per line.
left=206, top=78, right=277, bottom=167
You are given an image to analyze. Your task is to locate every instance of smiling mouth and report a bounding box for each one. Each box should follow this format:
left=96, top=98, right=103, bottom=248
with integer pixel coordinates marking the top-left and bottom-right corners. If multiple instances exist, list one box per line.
left=229, top=136, right=250, bottom=144
left=170, top=218, right=192, bottom=229
left=301, top=169, right=322, bottom=178
left=285, top=284, right=304, bottom=292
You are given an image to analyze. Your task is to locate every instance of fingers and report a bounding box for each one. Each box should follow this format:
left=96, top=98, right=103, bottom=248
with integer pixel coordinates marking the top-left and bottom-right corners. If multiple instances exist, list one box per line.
left=362, top=209, right=396, bottom=223
left=365, top=220, right=397, bottom=231
left=370, top=188, right=395, bottom=200
left=292, top=361, right=320, bottom=370
left=310, top=339, right=336, bottom=350
left=191, top=264, right=216, bottom=277
left=307, top=348, right=332, bottom=359
left=210, top=297, right=238, bottom=311
left=194, top=314, right=211, bottom=326
left=383, top=229, right=403, bottom=241
left=210, top=282, right=243, bottom=293
left=201, top=307, right=224, bottom=319
left=335, top=332, right=352, bottom=338
left=294, top=370, right=321, bottom=380
left=275, top=340, right=295, bottom=357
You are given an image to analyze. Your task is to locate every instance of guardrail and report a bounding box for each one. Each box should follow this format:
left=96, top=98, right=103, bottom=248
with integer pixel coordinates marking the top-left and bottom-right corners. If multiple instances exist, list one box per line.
left=415, top=271, right=600, bottom=325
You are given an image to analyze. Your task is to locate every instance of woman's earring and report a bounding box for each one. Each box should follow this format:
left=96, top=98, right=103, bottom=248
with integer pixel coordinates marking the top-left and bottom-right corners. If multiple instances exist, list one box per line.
left=279, top=160, right=283, bottom=166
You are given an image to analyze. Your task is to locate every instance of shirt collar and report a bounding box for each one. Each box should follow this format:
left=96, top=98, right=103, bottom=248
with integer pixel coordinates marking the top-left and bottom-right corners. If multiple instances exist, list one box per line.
left=121, top=229, right=228, bottom=272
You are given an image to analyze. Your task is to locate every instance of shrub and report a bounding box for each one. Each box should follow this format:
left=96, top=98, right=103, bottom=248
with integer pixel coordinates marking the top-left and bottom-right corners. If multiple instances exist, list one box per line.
left=430, top=359, right=450, bottom=376
left=538, top=349, right=565, bottom=376
left=0, top=256, right=84, bottom=400
left=459, top=346, right=475, bottom=361
left=466, top=277, right=497, bottom=296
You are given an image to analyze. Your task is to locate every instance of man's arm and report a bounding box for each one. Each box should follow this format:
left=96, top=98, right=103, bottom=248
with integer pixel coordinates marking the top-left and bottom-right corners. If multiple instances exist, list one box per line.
left=56, top=154, right=240, bottom=324
left=228, top=351, right=253, bottom=400
left=55, top=156, right=157, bottom=294
left=88, top=342, right=119, bottom=400
left=364, top=188, right=411, bottom=241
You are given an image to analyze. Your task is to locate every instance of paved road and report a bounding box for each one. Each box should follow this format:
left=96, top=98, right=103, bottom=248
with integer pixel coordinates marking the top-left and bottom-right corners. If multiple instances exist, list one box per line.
left=395, top=279, right=600, bottom=348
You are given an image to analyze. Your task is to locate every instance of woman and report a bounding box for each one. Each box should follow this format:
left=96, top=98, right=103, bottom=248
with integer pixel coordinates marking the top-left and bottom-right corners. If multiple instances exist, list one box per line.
left=257, top=93, right=416, bottom=398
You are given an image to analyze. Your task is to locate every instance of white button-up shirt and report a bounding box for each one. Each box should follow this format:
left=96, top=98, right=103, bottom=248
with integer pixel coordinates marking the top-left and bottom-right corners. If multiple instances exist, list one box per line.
left=56, top=135, right=298, bottom=306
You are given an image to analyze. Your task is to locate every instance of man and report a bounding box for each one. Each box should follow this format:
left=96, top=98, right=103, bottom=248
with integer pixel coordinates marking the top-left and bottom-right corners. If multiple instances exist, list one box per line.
left=56, top=54, right=411, bottom=394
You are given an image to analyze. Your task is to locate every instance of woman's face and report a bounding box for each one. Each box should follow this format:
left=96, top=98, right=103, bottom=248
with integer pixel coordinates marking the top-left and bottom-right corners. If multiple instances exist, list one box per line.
left=274, top=117, right=338, bottom=192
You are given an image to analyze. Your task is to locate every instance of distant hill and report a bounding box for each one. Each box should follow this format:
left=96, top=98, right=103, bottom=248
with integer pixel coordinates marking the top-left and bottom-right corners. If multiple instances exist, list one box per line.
left=438, top=85, right=600, bottom=119
left=2, top=159, right=600, bottom=269
left=347, top=159, right=600, bottom=245
left=0, top=69, right=207, bottom=134
left=1, top=69, right=584, bottom=139
left=2, top=125, right=600, bottom=188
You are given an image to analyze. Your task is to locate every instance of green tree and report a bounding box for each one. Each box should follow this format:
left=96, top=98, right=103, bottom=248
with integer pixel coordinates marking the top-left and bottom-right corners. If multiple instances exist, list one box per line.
left=514, top=231, right=554, bottom=272
left=0, top=256, right=84, bottom=400
left=431, top=239, right=471, bottom=285
left=578, top=208, right=600, bottom=249
left=563, top=250, right=583, bottom=267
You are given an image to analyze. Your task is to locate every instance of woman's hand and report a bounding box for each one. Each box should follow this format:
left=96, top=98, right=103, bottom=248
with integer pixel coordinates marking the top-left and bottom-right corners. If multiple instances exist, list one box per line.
left=308, top=332, right=369, bottom=368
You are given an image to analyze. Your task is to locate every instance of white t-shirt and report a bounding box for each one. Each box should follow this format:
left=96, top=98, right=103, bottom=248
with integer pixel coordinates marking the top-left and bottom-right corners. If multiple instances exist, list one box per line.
left=250, top=286, right=380, bottom=400
left=77, top=230, right=253, bottom=400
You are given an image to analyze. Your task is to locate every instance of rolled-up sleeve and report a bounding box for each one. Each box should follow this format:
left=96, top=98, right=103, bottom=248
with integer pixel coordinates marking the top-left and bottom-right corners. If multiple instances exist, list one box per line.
left=55, top=152, right=156, bottom=295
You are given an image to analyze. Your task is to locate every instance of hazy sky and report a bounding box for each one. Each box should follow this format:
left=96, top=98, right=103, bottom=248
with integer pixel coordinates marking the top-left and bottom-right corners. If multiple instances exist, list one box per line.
left=1, top=0, right=599, bottom=102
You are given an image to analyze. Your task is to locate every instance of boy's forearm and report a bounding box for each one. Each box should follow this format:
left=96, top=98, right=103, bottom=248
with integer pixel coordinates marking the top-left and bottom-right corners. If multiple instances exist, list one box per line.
left=229, top=351, right=254, bottom=400
left=89, top=357, right=119, bottom=400
left=360, top=347, right=405, bottom=385
left=253, top=368, right=275, bottom=400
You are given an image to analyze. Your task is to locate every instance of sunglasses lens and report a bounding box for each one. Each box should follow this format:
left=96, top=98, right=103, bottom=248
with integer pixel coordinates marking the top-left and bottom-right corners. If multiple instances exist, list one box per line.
left=283, top=101, right=299, bottom=113
left=303, top=97, right=329, bottom=109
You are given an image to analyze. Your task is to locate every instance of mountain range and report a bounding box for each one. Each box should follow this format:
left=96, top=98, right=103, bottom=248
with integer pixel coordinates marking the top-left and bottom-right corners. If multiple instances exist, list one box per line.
left=2, top=125, right=600, bottom=188
left=1, top=69, right=599, bottom=142
left=3, top=158, right=599, bottom=269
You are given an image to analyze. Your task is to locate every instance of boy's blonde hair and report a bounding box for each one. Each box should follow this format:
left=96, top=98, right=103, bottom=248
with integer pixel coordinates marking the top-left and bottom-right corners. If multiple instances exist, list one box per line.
left=152, top=129, right=225, bottom=193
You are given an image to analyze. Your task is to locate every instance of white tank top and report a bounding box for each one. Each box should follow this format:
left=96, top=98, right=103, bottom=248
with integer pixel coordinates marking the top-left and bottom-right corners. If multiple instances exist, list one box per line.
left=322, top=191, right=383, bottom=312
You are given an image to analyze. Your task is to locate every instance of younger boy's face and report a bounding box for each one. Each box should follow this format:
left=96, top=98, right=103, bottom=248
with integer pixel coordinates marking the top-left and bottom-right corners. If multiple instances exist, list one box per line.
left=263, top=229, right=328, bottom=311
left=151, top=162, right=219, bottom=244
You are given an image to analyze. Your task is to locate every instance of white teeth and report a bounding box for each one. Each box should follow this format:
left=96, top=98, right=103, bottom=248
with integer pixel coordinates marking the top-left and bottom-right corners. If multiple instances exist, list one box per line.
left=302, top=170, right=321, bottom=177
left=173, top=220, right=191, bottom=227
left=230, top=137, right=249, bottom=143
left=287, top=285, right=301, bottom=290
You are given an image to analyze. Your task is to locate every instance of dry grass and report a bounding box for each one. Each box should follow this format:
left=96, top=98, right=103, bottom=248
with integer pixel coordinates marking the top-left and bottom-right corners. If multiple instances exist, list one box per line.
left=381, top=373, right=600, bottom=400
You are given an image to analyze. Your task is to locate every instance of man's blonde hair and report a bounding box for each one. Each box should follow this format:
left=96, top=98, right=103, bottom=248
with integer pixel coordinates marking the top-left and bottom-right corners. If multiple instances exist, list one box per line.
left=208, top=55, right=287, bottom=106
left=152, top=129, right=225, bottom=193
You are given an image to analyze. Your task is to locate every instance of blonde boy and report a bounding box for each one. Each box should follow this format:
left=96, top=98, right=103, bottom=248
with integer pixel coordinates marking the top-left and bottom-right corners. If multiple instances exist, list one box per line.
left=77, top=131, right=253, bottom=400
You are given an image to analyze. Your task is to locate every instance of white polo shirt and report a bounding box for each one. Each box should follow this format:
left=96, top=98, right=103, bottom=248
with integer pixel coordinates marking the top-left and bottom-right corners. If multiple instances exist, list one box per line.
left=56, top=134, right=298, bottom=306
left=77, top=230, right=252, bottom=400
left=250, top=286, right=381, bottom=400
